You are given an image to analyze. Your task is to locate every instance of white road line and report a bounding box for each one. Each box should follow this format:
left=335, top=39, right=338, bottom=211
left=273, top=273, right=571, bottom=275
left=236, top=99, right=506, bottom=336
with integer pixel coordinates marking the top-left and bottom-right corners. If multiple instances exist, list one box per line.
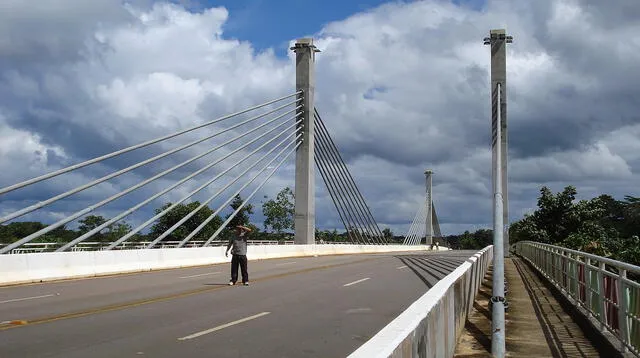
left=275, top=262, right=297, bottom=266
left=178, top=312, right=271, bottom=341
left=343, top=278, right=370, bottom=287
left=179, top=272, right=220, bottom=279
left=0, top=293, right=57, bottom=304
left=396, top=265, right=408, bottom=269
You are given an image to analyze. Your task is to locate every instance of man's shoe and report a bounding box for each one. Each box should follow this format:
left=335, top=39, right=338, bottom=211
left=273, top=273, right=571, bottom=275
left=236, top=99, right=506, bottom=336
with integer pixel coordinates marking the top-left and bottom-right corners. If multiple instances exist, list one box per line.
left=229, top=281, right=235, bottom=286
left=243, top=282, right=249, bottom=286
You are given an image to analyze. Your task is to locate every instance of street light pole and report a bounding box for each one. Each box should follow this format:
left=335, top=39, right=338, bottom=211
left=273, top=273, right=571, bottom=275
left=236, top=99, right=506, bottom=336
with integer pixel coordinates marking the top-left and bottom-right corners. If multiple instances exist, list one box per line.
left=484, top=29, right=513, bottom=358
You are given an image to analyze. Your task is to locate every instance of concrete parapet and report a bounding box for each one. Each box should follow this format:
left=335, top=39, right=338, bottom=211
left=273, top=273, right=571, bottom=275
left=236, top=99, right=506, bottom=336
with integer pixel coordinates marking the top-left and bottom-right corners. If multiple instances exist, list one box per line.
left=348, top=246, right=493, bottom=358
left=0, top=244, right=444, bottom=286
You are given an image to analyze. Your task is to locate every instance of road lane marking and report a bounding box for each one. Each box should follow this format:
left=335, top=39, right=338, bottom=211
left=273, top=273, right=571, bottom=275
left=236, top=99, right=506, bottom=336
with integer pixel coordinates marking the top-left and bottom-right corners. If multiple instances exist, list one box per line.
left=0, top=320, right=28, bottom=326
left=0, top=294, right=58, bottom=304
left=345, top=308, right=372, bottom=314
left=343, top=278, right=370, bottom=287
left=179, top=272, right=220, bottom=279
left=275, top=262, right=297, bottom=266
left=0, top=257, right=376, bottom=332
left=178, top=312, right=271, bottom=341
left=396, top=266, right=408, bottom=269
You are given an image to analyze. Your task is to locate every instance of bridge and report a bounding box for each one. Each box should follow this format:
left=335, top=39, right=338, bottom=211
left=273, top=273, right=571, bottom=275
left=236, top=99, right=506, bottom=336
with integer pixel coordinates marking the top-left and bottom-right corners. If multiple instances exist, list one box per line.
left=0, top=33, right=637, bottom=358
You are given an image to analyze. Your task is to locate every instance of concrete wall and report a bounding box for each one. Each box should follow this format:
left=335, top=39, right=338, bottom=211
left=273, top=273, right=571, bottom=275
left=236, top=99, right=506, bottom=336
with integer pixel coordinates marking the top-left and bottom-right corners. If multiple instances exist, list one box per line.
left=348, top=246, right=493, bottom=358
left=0, top=244, right=443, bottom=286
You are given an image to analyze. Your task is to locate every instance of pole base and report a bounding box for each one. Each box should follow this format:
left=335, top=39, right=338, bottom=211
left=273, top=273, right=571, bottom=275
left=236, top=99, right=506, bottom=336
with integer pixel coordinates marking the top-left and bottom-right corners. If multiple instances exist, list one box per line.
left=490, top=295, right=510, bottom=311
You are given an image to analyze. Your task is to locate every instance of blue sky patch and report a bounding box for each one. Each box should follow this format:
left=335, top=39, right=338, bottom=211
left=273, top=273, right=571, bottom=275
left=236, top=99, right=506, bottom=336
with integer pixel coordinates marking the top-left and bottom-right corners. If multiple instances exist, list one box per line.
left=168, top=0, right=485, bottom=56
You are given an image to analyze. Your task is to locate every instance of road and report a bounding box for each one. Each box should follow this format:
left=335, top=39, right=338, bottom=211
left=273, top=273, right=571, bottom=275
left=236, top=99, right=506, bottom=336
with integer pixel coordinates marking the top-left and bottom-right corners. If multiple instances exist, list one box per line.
left=0, top=250, right=476, bottom=358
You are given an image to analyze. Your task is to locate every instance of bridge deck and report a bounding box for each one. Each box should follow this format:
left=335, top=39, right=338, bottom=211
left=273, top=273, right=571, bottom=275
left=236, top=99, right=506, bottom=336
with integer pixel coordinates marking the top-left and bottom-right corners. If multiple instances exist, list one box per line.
left=454, top=258, right=616, bottom=358
left=0, top=250, right=474, bottom=358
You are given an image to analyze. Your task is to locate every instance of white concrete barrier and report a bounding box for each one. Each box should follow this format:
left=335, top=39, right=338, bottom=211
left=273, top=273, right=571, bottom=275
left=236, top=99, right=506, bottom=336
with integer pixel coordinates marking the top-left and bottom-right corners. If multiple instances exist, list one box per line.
left=348, top=246, right=493, bottom=358
left=0, top=244, right=446, bottom=286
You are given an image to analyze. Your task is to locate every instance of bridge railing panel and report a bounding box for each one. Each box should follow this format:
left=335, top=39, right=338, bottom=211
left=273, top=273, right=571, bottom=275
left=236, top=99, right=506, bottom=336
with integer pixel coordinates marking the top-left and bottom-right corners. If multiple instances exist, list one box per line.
left=514, top=241, right=640, bottom=355
left=0, top=240, right=298, bottom=254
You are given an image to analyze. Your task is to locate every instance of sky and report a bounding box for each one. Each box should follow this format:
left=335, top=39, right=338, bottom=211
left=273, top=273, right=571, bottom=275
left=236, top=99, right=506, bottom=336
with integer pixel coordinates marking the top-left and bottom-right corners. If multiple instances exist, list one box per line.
left=0, top=0, right=639, bottom=237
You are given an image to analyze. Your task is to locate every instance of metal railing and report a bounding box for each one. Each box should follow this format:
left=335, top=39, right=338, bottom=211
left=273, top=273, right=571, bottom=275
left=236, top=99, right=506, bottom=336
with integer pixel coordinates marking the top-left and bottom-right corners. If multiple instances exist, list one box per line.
left=513, top=241, right=640, bottom=355
left=0, top=239, right=389, bottom=254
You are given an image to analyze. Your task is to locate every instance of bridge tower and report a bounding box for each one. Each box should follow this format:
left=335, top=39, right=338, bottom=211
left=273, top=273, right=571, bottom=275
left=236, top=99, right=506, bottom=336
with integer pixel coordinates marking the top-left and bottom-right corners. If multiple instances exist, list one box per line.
left=425, top=170, right=433, bottom=245
left=291, top=38, right=320, bottom=244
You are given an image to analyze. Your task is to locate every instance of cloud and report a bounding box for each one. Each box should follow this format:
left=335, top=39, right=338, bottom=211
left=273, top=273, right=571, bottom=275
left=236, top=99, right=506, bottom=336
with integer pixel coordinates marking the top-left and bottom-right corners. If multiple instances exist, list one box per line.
left=0, top=0, right=638, bottom=239
left=511, top=143, right=633, bottom=182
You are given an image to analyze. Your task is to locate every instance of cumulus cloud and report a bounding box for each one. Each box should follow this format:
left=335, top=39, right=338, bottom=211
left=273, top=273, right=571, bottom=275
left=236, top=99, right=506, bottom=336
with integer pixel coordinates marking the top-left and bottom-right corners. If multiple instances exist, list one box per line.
left=0, top=0, right=638, bottom=237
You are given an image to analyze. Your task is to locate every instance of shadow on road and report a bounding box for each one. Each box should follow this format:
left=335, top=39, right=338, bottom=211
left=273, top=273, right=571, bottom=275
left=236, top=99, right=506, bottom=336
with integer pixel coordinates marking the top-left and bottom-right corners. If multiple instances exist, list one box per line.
left=394, top=251, right=476, bottom=289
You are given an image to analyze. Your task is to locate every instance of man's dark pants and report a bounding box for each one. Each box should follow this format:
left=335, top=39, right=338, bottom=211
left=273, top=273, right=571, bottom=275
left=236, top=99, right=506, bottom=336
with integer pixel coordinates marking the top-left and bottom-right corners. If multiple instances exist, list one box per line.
left=231, top=254, right=248, bottom=283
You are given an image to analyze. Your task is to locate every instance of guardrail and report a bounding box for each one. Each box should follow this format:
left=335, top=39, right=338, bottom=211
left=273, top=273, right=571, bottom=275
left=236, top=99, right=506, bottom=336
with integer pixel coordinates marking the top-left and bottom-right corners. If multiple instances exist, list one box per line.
left=349, top=245, right=493, bottom=358
left=513, top=241, right=640, bottom=356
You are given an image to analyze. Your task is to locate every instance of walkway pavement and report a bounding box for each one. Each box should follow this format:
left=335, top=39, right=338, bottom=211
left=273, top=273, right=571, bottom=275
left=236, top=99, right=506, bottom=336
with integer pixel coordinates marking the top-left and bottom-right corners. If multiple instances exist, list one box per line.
left=454, top=257, right=611, bottom=357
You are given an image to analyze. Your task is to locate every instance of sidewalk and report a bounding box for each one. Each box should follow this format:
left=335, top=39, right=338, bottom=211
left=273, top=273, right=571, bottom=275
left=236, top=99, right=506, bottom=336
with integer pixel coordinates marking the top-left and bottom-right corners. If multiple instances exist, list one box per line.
left=454, top=257, right=608, bottom=357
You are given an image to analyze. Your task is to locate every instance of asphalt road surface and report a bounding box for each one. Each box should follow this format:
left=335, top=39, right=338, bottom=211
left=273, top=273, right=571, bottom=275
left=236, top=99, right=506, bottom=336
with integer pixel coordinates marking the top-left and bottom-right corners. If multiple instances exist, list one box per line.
left=0, top=250, right=476, bottom=358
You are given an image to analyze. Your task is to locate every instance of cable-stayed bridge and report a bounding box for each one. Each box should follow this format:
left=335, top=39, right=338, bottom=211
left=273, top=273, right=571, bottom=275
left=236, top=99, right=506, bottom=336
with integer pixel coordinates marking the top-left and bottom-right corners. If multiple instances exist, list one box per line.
left=0, top=35, right=630, bottom=358
left=403, top=171, right=442, bottom=246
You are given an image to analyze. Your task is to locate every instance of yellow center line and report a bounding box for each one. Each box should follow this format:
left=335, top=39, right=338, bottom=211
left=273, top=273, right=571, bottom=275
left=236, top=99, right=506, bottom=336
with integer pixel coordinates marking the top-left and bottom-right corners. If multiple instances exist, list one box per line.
left=0, top=257, right=376, bottom=331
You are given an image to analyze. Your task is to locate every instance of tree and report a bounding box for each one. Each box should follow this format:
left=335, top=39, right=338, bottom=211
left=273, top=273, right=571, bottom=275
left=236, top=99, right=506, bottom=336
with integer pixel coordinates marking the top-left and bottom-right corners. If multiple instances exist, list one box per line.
left=78, top=215, right=108, bottom=241
left=150, top=202, right=223, bottom=242
left=106, top=222, right=132, bottom=243
left=460, top=231, right=475, bottom=249
left=620, top=196, right=640, bottom=238
left=227, top=194, right=254, bottom=228
left=76, top=215, right=134, bottom=243
left=473, top=229, right=493, bottom=248
left=534, top=186, right=577, bottom=243
left=0, top=222, right=47, bottom=243
left=510, top=214, right=548, bottom=243
left=382, top=228, right=393, bottom=241
left=508, top=185, right=640, bottom=265
left=445, top=229, right=495, bottom=250
left=262, top=187, right=294, bottom=234
left=41, top=225, right=77, bottom=243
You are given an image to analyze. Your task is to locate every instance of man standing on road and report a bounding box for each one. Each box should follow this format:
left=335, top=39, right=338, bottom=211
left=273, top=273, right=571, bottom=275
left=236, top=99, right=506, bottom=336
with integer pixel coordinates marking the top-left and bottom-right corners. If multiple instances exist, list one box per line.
left=225, top=225, right=252, bottom=286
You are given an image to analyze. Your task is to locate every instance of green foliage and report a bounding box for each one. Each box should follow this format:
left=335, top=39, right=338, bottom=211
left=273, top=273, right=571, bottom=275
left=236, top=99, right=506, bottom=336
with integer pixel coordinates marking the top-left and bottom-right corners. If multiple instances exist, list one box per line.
left=315, top=228, right=346, bottom=243
left=78, top=215, right=107, bottom=234
left=0, top=222, right=79, bottom=244
left=262, top=187, right=294, bottom=234
left=447, top=229, right=494, bottom=250
left=227, top=194, right=254, bottom=228
left=0, top=216, right=133, bottom=245
left=78, top=215, right=108, bottom=241
left=0, top=222, right=47, bottom=243
left=150, top=202, right=223, bottom=242
left=382, top=228, right=393, bottom=240
left=107, top=222, right=133, bottom=242
left=458, top=231, right=473, bottom=249
left=0, top=198, right=235, bottom=246
left=510, top=186, right=640, bottom=265
left=77, top=215, right=133, bottom=243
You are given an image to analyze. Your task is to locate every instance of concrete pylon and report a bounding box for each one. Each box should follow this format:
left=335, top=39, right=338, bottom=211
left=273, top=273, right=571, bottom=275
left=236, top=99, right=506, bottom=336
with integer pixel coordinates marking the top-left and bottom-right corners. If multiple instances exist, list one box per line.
left=485, top=29, right=512, bottom=257
left=291, top=38, right=319, bottom=245
left=425, top=170, right=433, bottom=245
